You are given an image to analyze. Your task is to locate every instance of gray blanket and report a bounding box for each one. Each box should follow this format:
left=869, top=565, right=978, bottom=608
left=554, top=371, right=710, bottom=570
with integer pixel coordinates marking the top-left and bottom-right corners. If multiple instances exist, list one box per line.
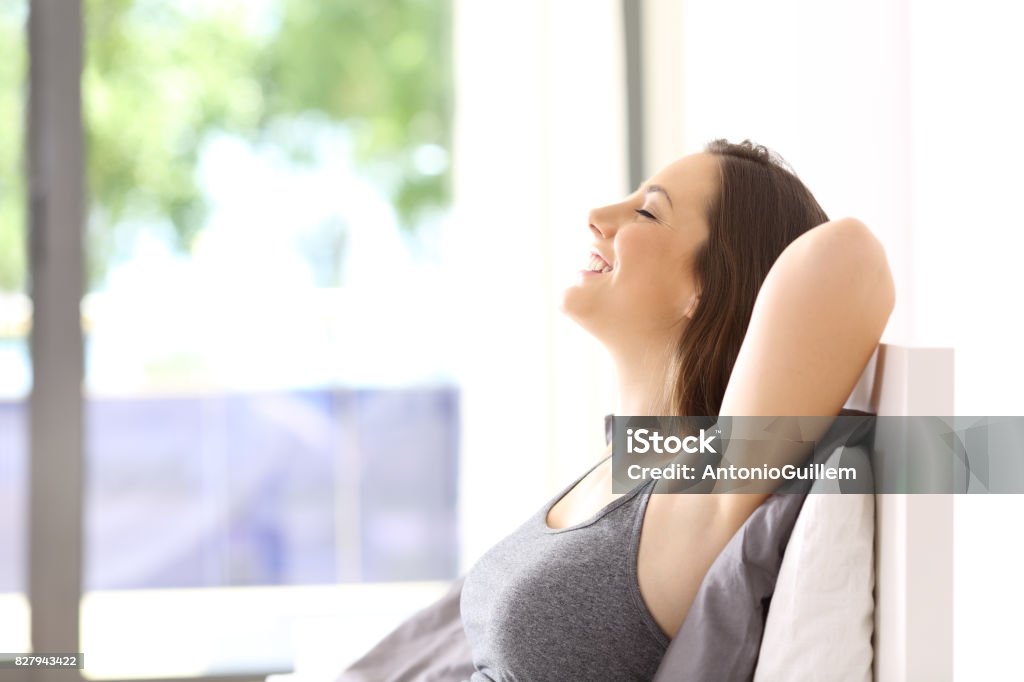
left=336, top=576, right=475, bottom=682
left=337, top=411, right=874, bottom=682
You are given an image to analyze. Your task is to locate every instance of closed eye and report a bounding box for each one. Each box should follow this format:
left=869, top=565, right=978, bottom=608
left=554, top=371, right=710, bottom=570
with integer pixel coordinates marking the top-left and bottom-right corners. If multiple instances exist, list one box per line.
left=634, top=208, right=657, bottom=221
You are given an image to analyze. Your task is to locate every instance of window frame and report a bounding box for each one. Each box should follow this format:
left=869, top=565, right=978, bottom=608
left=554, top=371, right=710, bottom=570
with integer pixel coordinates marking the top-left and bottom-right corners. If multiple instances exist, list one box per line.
left=27, top=1, right=86, bottom=680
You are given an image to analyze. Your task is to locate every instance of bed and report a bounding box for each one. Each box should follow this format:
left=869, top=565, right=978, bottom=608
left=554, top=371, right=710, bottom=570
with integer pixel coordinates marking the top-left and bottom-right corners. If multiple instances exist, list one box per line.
left=849, top=343, right=955, bottom=682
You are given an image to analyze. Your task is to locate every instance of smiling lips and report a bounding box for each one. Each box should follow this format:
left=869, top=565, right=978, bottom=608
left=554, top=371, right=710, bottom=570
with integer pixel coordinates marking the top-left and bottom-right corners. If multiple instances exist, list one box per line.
left=585, top=252, right=613, bottom=274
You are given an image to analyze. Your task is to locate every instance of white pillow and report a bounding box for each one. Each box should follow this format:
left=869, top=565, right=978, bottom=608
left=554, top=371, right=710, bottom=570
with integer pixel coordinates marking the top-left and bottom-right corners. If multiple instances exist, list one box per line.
left=754, top=446, right=875, bottom=682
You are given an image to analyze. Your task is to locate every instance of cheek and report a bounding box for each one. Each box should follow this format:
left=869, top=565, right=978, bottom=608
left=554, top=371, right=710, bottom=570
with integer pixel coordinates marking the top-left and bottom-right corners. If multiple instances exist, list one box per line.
left=615, top=229, right=664, bottom=275
left=616, top=232, right=694, bottom=305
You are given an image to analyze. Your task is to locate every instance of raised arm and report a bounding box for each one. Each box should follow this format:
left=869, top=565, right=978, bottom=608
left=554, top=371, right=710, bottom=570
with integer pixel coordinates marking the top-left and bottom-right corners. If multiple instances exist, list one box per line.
left=706, top=217, right=894, bottom=500
left=719, top=216, right=895, bottom=419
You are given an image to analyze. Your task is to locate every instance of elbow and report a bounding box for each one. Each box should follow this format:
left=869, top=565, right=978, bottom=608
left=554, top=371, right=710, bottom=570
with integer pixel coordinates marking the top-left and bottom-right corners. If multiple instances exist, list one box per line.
left=806, top=217, right=897, bottom=321
left=840, top=217, right=896, bottom=317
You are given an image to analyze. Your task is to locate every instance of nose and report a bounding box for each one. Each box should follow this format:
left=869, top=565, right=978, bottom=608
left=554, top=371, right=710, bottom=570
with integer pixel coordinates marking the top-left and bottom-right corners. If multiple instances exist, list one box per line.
left=587, top=206, right=618, bottom=240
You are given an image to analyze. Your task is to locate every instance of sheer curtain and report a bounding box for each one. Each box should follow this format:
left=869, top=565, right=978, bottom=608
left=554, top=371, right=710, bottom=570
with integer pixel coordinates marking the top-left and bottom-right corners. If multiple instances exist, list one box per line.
left=452, top=0, right=626, bottom=568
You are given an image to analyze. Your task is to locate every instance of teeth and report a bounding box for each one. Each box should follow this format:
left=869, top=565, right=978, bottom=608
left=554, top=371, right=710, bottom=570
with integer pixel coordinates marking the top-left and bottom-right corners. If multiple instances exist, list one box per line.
left=585, top=254, right=612, bottom=273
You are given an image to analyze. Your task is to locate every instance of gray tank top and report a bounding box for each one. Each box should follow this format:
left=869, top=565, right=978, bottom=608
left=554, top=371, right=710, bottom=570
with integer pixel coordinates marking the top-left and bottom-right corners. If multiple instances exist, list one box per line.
left=459, top=456, right=667, bottom=681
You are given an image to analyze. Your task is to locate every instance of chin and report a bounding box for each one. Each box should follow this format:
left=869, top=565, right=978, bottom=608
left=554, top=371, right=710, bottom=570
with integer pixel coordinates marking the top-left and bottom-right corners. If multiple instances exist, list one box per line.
left=560, top=288, right=604, bottom=338
left=559, top=284, right=588, bottom=321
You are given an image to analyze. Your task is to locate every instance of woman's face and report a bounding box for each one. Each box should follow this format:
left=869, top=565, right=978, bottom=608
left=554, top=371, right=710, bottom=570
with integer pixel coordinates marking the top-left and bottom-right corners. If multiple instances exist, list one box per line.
left=561, top=152, right=720, bottom=346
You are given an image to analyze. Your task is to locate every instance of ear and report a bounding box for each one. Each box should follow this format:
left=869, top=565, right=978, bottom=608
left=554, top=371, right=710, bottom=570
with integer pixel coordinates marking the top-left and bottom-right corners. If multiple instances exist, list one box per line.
left=683, top=292, right=700, bottom=319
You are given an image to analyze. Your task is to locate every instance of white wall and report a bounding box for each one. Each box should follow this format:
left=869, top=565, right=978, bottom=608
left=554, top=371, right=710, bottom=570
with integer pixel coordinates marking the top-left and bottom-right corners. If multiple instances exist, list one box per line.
left=907, top=0, right=1024, bottom=413
left=907, top=2, right=1024, bottom=678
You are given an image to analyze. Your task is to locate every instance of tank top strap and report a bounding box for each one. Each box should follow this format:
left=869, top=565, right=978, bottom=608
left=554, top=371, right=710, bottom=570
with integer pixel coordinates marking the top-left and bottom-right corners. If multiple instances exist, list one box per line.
left=627, top=478, right=658, bottom=538
left=546, top=453, right=612, bottom=506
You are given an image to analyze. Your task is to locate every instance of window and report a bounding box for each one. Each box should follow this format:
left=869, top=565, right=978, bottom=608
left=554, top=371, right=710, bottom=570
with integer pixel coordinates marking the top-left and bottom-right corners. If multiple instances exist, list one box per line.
left=8, top=0, right=458, bottom=678
left=0, top=0, right=30, bottom=660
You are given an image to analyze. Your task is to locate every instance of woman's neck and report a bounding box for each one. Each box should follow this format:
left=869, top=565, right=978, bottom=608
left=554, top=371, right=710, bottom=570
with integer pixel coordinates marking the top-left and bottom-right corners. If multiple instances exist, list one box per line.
left=609, top=338, right=676, bottom=416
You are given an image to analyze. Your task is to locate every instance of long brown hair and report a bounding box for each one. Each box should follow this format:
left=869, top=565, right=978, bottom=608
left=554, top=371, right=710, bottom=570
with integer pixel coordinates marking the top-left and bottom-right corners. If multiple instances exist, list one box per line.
left=668, top=139, right=829, bottom=418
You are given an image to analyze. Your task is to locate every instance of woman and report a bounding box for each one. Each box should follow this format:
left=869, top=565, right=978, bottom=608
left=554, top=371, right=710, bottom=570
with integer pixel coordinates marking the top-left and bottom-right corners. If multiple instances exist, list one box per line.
left=457, top=139, right=895, bottom=681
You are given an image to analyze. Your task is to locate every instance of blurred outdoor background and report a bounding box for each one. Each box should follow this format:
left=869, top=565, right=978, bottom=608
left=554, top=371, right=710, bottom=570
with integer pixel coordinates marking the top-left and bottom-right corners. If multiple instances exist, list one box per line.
left=2, top=0, right=1023, bottom=680
left=2, top=0, right=461, bottom=678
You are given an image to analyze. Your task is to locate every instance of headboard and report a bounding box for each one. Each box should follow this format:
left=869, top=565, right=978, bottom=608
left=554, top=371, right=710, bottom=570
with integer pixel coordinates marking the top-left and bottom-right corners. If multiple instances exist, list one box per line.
left=844, top=343, right=955, bottom=682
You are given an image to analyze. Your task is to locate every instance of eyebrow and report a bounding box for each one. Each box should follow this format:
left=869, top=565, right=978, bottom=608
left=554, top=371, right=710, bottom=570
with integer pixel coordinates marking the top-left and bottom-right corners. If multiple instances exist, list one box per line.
left=644, top=184, right=674, bottom=209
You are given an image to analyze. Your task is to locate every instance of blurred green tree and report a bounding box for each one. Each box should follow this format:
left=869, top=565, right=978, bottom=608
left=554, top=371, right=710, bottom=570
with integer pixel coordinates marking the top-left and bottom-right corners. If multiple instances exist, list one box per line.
left=0, top=0, right=452, bottom=292
left=0, top=3, right=27, bottom=292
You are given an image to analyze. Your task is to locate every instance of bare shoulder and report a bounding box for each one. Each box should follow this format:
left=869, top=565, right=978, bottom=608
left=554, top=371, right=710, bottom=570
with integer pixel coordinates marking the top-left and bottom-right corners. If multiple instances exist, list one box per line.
left=719, top=216, right=895, bottom=418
